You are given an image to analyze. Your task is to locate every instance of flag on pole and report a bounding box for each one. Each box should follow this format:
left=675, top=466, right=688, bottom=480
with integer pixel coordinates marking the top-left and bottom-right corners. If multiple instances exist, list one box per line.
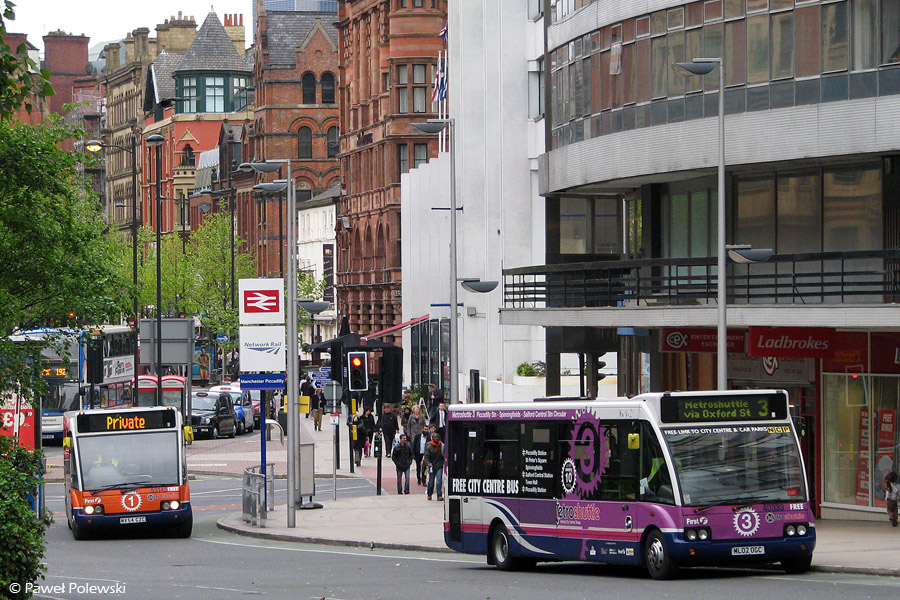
left=439, top=20, right=448, bottom=43
left=431, top=53, right=444, bottom=103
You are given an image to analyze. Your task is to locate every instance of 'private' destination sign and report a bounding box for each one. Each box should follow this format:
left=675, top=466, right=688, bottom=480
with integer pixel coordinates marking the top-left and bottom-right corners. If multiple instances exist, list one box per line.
left=660, top=392, right=788, bottom=424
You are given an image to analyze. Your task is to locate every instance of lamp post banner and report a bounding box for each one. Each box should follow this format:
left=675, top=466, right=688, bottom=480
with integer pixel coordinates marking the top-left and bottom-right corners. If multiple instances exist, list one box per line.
left=240, top=326, right=286, bottom=372
left=239, top=278, right=285, bottom=324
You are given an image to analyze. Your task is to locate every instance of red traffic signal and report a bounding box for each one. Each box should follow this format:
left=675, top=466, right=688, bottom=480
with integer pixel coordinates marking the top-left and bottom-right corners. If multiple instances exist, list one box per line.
left=348, top=351, right=368, bottom=391
left=351, top=355, right=363, bottom=368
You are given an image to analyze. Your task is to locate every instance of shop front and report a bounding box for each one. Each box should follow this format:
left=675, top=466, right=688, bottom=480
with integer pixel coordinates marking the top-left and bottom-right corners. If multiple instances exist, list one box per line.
left=658, top=326, right=900, bottom=520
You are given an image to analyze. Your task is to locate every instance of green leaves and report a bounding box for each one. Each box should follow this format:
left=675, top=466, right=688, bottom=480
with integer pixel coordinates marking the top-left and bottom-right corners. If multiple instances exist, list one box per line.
left=0, top=1, right=56, bottom=122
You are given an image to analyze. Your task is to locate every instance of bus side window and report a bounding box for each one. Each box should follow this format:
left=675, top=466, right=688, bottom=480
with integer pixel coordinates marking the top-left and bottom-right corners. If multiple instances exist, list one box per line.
left=639, top=422, right=674, bottom=504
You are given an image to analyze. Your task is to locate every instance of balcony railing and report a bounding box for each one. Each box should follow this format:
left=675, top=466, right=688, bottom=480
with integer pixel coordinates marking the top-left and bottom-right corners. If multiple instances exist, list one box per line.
left=503, top=250, right=900, bottom=309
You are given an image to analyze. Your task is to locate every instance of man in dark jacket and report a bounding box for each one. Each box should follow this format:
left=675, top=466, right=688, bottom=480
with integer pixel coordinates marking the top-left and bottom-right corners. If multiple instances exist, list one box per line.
left=412, top=424, right=434, bottom=485
left=425, top=432, right=445, bottom=501
left=377, top=403, right=399, bottom=448
left=391, top=433, right=414, bottom=494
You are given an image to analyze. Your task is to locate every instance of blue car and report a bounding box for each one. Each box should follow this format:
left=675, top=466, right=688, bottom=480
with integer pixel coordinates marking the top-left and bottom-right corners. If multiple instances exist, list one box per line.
left=209, top=385, right=254, bottom=435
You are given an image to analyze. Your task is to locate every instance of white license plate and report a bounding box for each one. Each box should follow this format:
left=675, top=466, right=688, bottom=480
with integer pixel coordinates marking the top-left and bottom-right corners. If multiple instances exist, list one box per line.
left=731, top=545, right=764, bottom=556
left=119, top=516, right=146, bottom=524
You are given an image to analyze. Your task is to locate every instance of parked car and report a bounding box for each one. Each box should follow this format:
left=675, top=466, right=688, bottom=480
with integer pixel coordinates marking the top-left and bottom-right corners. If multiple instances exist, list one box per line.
left=210, top=384, right=254, bottom=434
left=190, top=391, right=237, bottom=439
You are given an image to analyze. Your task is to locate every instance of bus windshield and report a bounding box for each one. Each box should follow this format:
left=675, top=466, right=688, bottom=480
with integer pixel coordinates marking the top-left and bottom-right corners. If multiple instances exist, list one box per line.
left=663, top=425, right=806, bottom=506
left=77, top=431, right=180, bottom=491
left=44, top=381, right=82, bottom=412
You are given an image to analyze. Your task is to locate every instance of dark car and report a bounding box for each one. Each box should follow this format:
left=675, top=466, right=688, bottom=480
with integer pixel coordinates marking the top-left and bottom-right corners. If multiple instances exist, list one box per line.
left=190, top=391, right=237, bottom=439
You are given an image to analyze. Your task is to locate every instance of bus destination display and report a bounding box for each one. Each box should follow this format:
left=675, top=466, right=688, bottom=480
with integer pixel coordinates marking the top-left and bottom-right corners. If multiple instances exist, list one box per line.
left=660, top=393, right=787, bottom=424
left=77, top=409, right=177, bottom=433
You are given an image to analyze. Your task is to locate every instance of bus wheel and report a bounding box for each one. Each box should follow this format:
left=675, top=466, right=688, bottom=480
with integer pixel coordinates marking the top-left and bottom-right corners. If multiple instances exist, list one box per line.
left=173, top=520, right=192, bottom=538
left=71, top=521, right=89, bottom=541
left=644, top=530, right=679, bottom=580
left=781, top=556, right=812, bottom=574
left=489, top=524, right=532, bottom=571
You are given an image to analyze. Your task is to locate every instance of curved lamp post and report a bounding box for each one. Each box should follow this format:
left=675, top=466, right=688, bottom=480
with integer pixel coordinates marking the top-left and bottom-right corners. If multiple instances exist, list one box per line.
left=85, top=138, right=140, bottom=383
left=243, top=159, right=303, bottom=528
left=675, top=58, right=728, bottom=389
left=147, top=133, right=165, bottom=405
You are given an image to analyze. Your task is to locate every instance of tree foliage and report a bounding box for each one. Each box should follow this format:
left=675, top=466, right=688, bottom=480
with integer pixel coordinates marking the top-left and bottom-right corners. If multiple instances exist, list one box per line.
left=0, top=436, right=50, bottom=599
left=0, top=1, right=54, bottom=120
left=0, top=114, right=132, bottom=404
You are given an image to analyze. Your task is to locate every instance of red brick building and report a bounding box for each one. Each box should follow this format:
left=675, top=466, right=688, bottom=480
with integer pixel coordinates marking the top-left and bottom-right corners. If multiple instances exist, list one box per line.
left=249, top=6, right=341, bottom=277
left=2, top=33, right=47, bottom=124
left=336, top=0, right=446, bottom=344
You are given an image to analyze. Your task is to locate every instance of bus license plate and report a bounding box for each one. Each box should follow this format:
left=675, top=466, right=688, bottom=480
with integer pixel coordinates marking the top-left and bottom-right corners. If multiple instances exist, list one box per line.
left=119, top=516, right=146, bottom=524
left=731, top=545, right=764, bottom=556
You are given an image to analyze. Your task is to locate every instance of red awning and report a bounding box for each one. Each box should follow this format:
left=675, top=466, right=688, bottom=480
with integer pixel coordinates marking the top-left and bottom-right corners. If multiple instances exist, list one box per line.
left=366, top=314, right=430, bottom=339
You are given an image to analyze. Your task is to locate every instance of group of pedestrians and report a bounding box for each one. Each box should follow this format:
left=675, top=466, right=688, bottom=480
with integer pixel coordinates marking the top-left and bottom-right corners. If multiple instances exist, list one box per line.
left=390, top=403, right=447, bottom=501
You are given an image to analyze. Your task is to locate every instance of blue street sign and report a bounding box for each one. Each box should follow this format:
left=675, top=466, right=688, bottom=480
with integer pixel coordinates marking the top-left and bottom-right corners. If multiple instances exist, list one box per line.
left=240, top=373, right=286, bottom=390
left=309, top=370, right=332, bottom=387
left=216, top=334, right=230, bottom=343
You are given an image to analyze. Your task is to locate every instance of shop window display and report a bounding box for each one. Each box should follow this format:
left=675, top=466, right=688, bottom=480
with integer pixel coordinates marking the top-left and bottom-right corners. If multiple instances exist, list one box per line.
left=823, top=374, right=899, bottom=509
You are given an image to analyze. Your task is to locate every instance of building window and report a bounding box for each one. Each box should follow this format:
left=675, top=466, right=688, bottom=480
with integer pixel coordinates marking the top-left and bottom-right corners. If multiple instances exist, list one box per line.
left=321, top=72, right=335, bottom=104
left=822, top=1, right=849, bottom=73
left=327, top=126, right=339, bottom=158
left=397, top=65, right=408, bottom=113
left=298, top=127, right=312, bottom=159
left=183, top=144, right=195, bottom=167
left=398, top=143, right=408, bottom=176
left=233, top=76, right=248, bottom=110
left=181, top=77, right=198, bottom=113
left=529, top=58, right=545, bottom=119
left=302, top=73, right=317, bottom=104
left=207, top=76, right=225, bottom=112
left=413, top=64, right=427, bottom=112
left=413, top=143, right=427, bottom=168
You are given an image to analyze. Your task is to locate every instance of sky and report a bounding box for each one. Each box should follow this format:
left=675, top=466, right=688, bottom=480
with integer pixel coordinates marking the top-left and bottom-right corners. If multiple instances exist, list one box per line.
left=8, top=1, right=254, bottom=54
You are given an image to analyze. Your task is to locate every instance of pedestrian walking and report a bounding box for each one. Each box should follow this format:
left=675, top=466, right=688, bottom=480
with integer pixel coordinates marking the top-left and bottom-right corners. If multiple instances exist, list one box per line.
left=301, top=375, right=313, bottom=418
left=311, top=388, right=326, bottom=431
left=361, top=406, right=376, bottom=457
left=885, top=471, right=899, bottom=527
left=413, top=423, right=434, bottom=485
left=407, top=405, right=426, bottom=440
left=425, top=432, right=445, bottom=501
left=434, top=401, right=448, bottom=443
left=352, top=414, right=368, bottom=467
left=391, top=433, right=414, bottom=494
left=377, top=403, right=399, bottom=449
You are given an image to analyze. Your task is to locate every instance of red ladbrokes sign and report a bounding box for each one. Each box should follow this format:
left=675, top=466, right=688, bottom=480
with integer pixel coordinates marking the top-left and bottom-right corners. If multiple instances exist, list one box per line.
left=747, top=327, right=837, bottom=358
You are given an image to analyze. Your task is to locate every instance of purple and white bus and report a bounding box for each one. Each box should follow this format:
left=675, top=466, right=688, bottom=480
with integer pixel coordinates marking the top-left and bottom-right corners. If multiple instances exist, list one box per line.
left=444, top=390, right=814, bottom=579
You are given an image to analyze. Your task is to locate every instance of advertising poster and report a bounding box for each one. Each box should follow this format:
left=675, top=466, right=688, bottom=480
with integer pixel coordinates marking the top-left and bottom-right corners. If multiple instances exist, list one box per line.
left=875, top=409, right=896, bottom=508
left=855, top=408, right=871, bottom=505
left=0, top=394, right=36, bottom=451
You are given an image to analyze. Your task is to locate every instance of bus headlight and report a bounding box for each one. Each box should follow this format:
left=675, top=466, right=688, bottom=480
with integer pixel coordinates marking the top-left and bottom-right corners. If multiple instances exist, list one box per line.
left=170, top=500, right=180, bottom=510
left=697, top=528, right=709, bottom=541
left=83, top=505, right=103, bottom=515
left=785, top=525, right=796, bottom=536
left=796, top=524, right=808, bottom=536
left=84, top=505, right=94, bottom=515
left=685, top=529, right=698, bottom=541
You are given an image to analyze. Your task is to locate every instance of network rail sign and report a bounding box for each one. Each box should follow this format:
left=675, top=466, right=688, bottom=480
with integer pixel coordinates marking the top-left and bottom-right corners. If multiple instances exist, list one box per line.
left=239, top=278, right=284, bottom=325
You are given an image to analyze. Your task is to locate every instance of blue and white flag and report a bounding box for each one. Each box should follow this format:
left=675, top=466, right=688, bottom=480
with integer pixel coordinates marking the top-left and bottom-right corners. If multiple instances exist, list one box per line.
left=439, top=20, right=448, bottom=43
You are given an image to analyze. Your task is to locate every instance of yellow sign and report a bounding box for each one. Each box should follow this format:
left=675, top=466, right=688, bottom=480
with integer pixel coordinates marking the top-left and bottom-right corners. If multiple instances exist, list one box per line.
left=299, top=395, right=310, bottom=413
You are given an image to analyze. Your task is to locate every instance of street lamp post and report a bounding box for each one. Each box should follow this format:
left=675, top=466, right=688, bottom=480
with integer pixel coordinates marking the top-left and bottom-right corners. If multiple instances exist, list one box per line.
left=147, top=133, right=166, bottom=405
left=241, top=160, right=301, bottom=527
left=410, top=119, right=459, bottom=403
left=85, top=137, right=140, bottom=383
left=675, top=58, right=726, bottom=389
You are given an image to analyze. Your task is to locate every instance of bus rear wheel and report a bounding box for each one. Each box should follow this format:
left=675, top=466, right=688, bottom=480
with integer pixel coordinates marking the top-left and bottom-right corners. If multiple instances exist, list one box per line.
left=644, top=530, right=679, bottom=580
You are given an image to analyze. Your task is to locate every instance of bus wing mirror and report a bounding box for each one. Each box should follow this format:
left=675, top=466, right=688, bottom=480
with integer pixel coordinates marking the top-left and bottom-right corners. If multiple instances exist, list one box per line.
left=627, top=433, right=640, bottom=450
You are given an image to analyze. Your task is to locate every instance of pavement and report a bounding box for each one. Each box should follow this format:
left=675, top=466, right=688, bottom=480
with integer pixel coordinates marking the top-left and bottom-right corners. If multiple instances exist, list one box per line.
left=44, top=411, right=900, bottom=577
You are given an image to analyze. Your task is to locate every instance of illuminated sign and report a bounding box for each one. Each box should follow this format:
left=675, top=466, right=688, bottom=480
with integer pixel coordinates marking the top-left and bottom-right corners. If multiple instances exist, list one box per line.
left=660, top=392, right=788, bottom=424
left=77, top=409, right=176, bottom=433
left=40, top=359, right=71, bottom=379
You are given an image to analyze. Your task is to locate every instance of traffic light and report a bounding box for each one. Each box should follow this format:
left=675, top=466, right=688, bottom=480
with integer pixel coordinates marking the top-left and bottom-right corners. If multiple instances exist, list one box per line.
left=596, top=357, right=607, bottom=382
left=348, top=351, right=368, bottom=391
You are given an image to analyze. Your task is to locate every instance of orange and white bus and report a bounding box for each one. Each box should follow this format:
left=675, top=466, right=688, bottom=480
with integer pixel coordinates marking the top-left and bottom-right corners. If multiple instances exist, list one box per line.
left=63, top=406, right=192, bottom=539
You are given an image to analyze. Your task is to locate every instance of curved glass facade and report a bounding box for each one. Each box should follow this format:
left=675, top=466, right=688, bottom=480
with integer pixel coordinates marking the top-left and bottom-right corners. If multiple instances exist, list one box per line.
left=550, top=0, right=900, bottom=149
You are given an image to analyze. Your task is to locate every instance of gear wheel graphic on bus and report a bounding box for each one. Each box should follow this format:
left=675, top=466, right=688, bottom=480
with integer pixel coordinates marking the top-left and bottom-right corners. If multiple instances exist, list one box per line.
left=564, top=410, right=609, bottom=499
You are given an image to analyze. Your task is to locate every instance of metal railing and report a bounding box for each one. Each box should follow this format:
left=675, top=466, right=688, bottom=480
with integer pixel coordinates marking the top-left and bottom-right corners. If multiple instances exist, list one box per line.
left=242, top=463, right=275, bottom=527
left=503, top=250, right=900, bottom=309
